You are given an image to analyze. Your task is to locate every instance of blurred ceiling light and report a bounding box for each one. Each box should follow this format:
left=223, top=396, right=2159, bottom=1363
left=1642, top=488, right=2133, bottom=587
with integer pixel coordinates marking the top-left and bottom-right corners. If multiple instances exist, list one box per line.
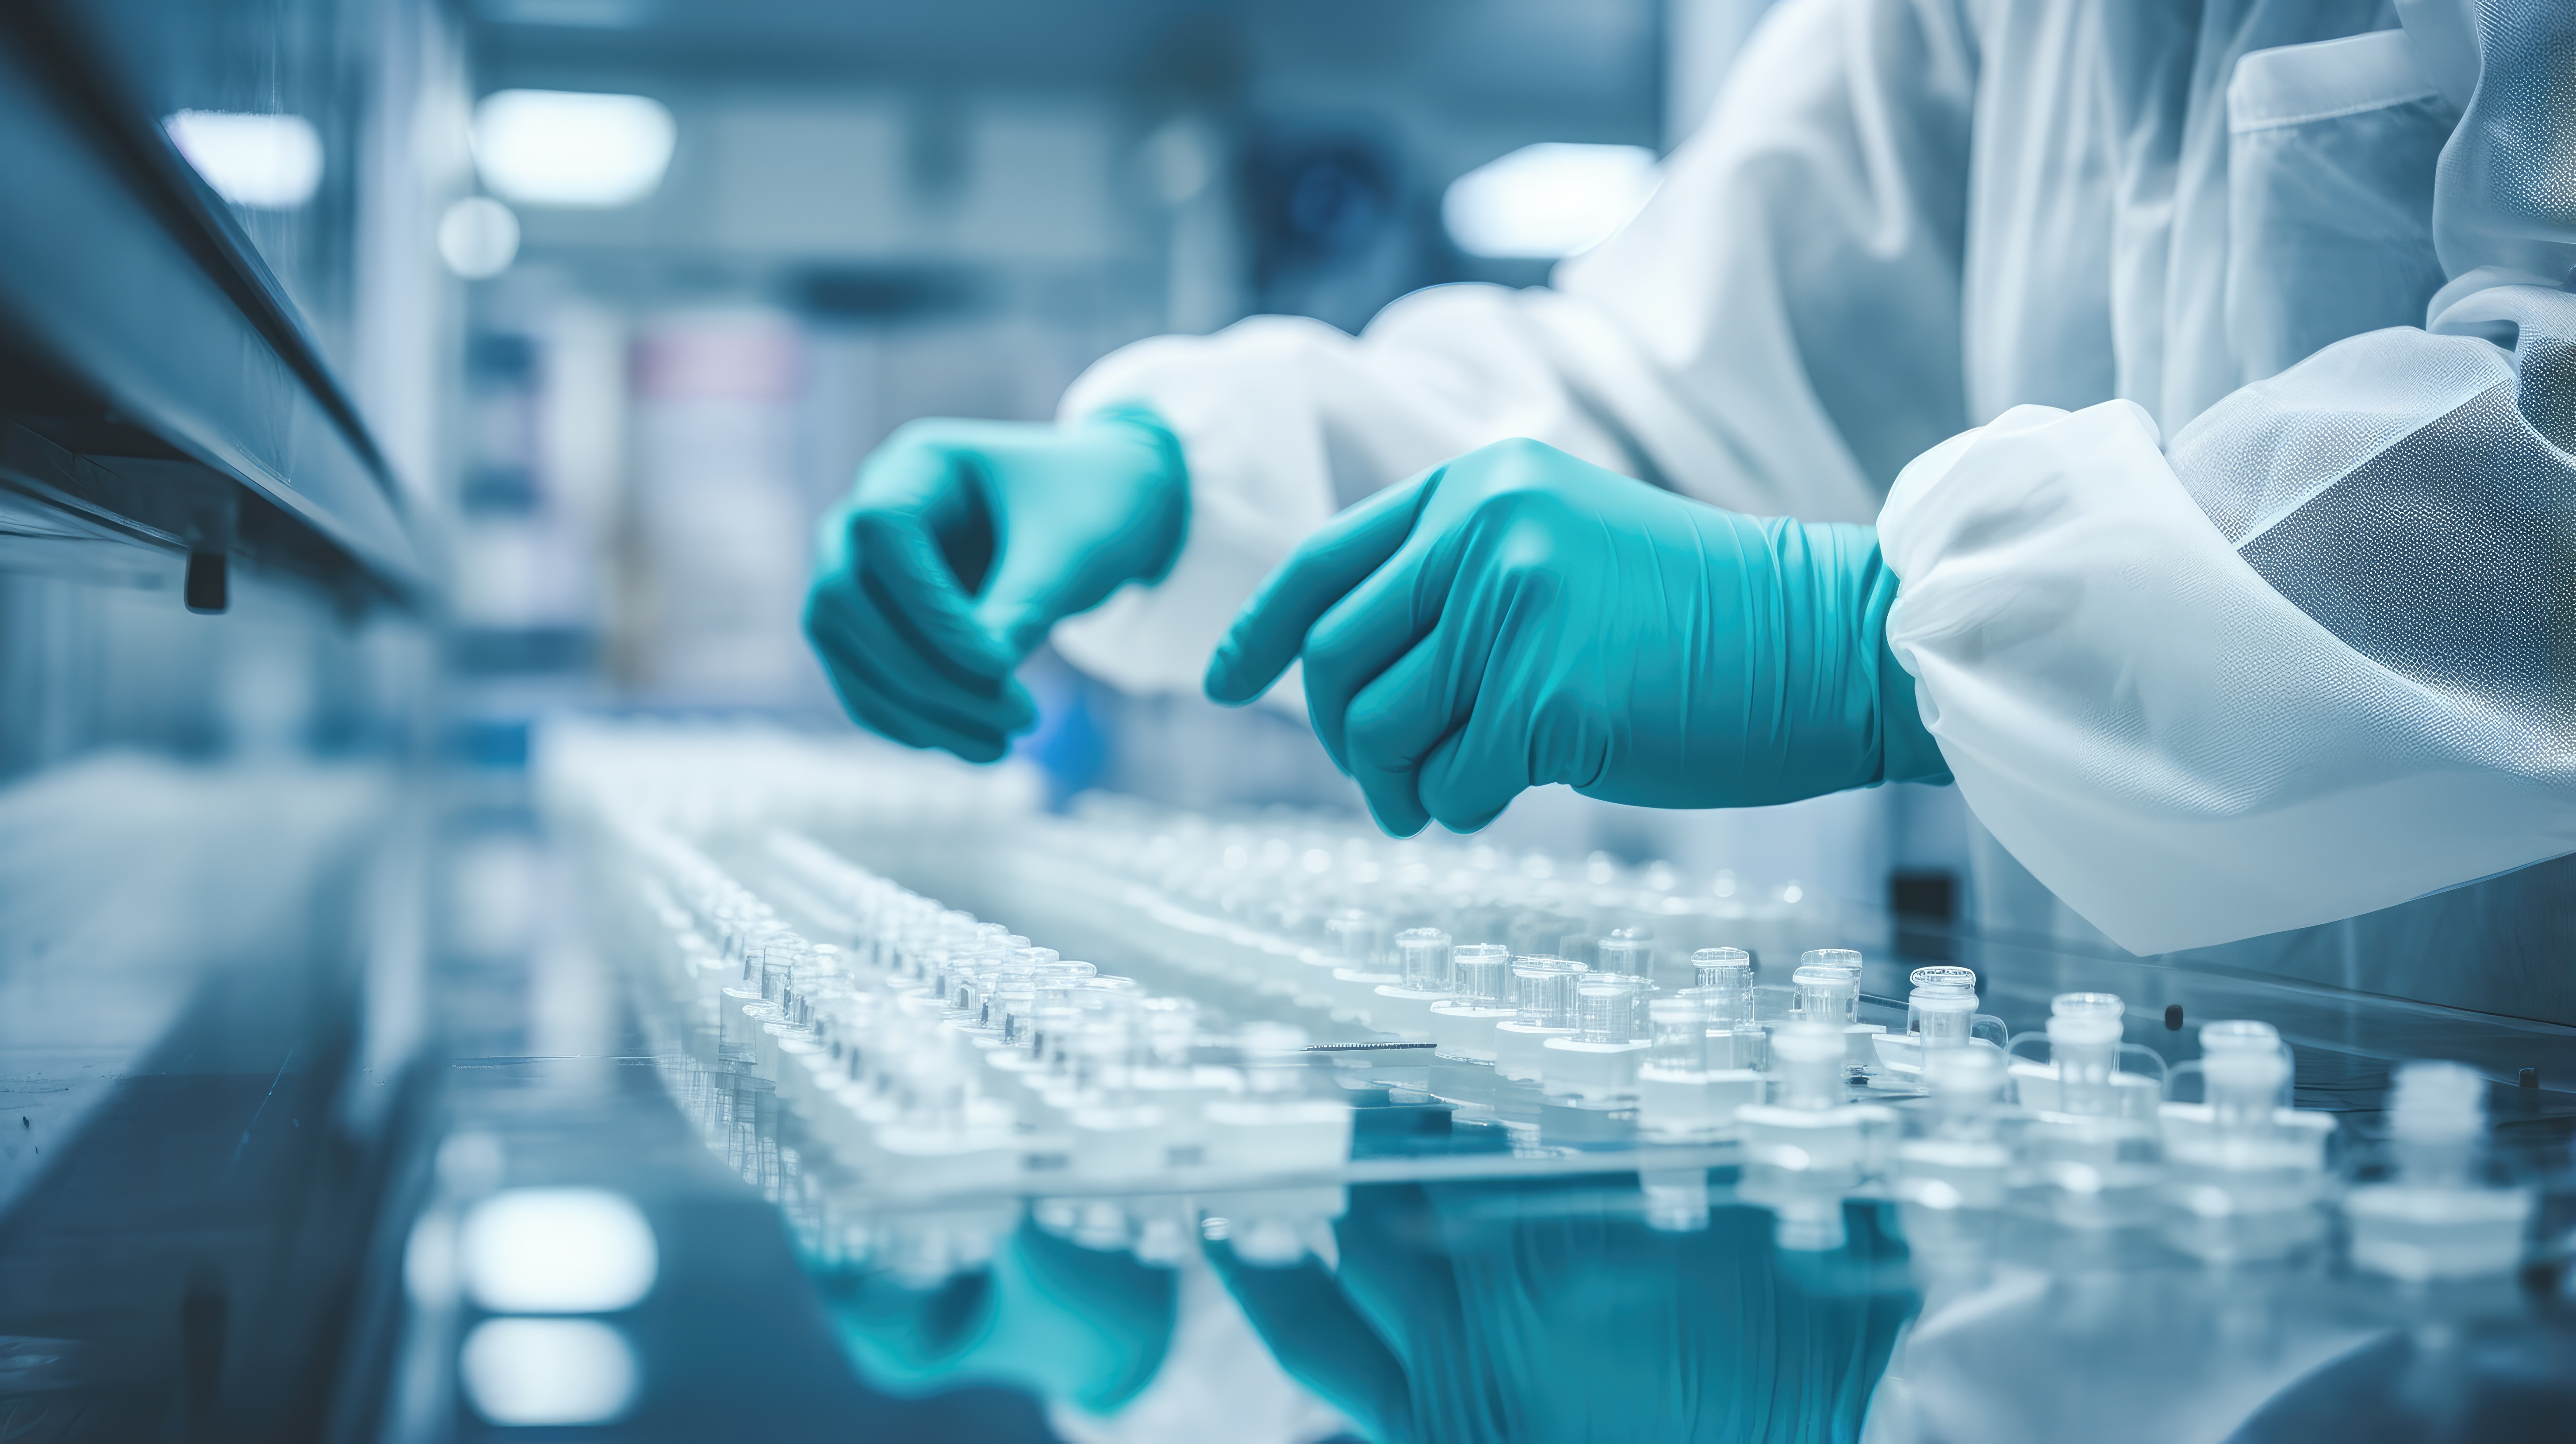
left=438, top=197, right=521, bottom=279
left=162, top=111, right=324, bottom=209
left=1142, top=118, right=1219, bottom=206
left=459, top=1318, right=639, bottom=1426
left=403, top=1209, right=458, bottom=1306
left=1441, top=143, right=1660, bottom=260
left=478, top=0, right=656, bottom=25
left=459, top=1187, right=658, bottom=1313
left=472, top=90, right=675, bottom=207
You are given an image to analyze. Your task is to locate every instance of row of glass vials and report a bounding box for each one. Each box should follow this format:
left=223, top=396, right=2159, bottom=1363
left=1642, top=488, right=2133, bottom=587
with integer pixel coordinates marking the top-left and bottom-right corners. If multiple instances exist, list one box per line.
left=621, top=810, right=2538, bottom=1293
left=536, top=722, right=2544, bottom=1292
left=612, top=822, right=1357, bottom=1211
left=1303, top=917, right=2538, bottom=1281
left=1039, top=793, right=1833, bottom=1008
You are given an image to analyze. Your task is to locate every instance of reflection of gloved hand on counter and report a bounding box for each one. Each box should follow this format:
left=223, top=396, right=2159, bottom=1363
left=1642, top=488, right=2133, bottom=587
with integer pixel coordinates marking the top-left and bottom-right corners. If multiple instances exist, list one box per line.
left=814, top=1213, right=1354, bottom=1444
left=814, top=1216, right=1179, bottom=1417
left=1205, top=1179, right=1917, bottom=1444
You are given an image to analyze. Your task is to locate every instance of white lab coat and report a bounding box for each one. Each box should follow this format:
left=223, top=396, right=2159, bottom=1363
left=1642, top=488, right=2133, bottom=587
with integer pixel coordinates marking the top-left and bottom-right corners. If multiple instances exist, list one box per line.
left=1052, top=0, right=2576, bottom=1013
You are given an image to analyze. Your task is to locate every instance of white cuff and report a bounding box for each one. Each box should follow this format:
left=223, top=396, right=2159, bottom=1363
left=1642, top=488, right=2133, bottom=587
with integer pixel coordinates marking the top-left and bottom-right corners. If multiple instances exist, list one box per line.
left=1879, top=400, right=2576, bottom=953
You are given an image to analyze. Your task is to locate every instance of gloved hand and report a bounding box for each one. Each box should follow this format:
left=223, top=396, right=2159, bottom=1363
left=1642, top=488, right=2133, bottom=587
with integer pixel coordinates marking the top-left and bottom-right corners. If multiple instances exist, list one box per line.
left=1203, top=438, right=1947, bottom=835
left=804, top=405, right=1188, bottom=762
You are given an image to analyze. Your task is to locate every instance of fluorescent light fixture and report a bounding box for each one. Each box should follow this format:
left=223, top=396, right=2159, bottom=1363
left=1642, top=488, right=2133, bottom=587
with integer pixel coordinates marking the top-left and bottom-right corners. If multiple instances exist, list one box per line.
left=472, top=89, right=675, bottom=207
left=162, top=111, right=324, bottom=209
left=459, top=1318, right=639, bottom=1426
left=459, top=1187, right=658, bottom=1313
left=438, top=196, right=521, bottom=279
left=479, top=0, right=656, bottom=25
left=1441, top=143, right=1661, bottom=260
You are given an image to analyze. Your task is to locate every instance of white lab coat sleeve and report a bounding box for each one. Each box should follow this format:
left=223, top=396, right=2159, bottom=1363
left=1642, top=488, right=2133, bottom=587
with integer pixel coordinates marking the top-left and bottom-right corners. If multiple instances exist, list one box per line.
left=1049, top=0, right=1979, bottom=701
left=1879, top=6, right=2576, bottom=955
left=1047, top=299, right=1639, bottom=706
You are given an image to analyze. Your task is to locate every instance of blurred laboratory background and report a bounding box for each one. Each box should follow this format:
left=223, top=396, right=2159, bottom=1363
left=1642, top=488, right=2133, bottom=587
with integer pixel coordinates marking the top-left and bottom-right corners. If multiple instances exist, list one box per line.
left=4, top=0, right=2566, bottom=1441
left=0, top=2, right=1780, bottom=1438
left=441, top=0, right=1721, bottom=819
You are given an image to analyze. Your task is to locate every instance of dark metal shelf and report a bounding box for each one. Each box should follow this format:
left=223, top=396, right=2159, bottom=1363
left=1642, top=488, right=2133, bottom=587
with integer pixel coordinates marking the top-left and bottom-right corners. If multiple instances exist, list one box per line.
left=0, top=2, right=429, bottom=610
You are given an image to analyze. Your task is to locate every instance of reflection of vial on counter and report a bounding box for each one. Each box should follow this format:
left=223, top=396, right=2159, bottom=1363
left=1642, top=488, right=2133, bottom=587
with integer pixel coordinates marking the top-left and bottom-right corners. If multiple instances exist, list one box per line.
left=2156, top=1019, right=2337, bottom=1262
left=2344, top=1060, right=2533, bottom=1283
left=1637, top=993, right=1763, bottom=1140
left=1202, top=1023, right=1353, bottom=1175
left=1735, top=1019, right=1897, bottom=1251
left=1898, top=1045, right=2013, bottom=1213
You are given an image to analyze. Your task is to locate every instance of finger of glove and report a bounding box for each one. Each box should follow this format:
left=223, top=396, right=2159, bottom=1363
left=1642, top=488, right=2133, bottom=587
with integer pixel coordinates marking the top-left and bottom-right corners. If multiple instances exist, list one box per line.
left=1408, top=586, right=1558, bottom=832
left=1336, top=501, right=1552, bottom=828
left=851, top=426, right=986, bottom=513
left=808, top=557, right=1033, bottom=734
left=853, top=511, right=1021, bottom=684
left=806, top=609, right=1016, bottom=762
left=1337, top=615, right=1489, bottom=837
left=970, top=424, right=1183, bottom=657
left=811, top=645, right=1010, bottom=763
left=1200, top=1244, right=1416, bottom=1444
left=805, top=583, right=1026, bottom=758
left=1412, top=713, right=1527, bottom=834
left=1297, top=515, right=1482, bottom=779
left=1204, top=475, right=1431, bottom=708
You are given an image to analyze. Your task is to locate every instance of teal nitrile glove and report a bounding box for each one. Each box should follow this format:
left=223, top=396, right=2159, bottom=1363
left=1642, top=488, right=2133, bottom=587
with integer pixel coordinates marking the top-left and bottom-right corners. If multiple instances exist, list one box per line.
left=1202, top=438, right=1948, bottom=836
left=804, top=404, right=1188, bottom=763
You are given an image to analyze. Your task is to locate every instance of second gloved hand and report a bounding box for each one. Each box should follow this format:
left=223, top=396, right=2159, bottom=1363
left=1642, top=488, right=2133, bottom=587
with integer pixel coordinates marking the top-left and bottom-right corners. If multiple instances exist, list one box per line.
left=1202, top=438, right=1949, bottom=835
left=804, top=406, right=1187, bottom=763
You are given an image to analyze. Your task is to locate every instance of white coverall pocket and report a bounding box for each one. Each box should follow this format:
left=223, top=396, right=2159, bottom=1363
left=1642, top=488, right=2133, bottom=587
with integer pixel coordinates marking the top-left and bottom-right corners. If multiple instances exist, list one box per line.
left=2223, top=29, right=2457, bottom=385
